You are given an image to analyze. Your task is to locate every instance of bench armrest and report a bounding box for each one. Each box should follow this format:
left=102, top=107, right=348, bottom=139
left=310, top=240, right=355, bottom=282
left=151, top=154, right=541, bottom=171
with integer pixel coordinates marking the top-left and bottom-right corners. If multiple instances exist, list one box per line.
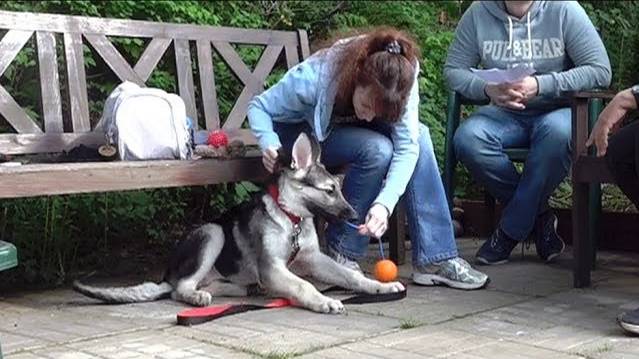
left=563, top=89, right=617, bottom=100
left=570, top=89, right=613, bottom=161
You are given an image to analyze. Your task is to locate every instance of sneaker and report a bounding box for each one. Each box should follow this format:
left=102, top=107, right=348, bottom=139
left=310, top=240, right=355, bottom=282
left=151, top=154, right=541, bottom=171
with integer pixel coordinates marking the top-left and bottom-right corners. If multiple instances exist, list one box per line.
left=412, top=257, right=489, bottom=290
left=534, top=211, right=565, bottom=262
left=618, top=308, right=639, bottom=335
left=475, top=228, right=518, bottom=265
left=328, top=247, right=363, bottom=273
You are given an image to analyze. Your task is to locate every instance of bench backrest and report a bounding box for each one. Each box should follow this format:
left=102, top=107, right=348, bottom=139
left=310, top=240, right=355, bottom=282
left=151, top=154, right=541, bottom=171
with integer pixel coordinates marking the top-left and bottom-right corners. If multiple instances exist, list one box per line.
left=0, top=10, right=310, bottom=155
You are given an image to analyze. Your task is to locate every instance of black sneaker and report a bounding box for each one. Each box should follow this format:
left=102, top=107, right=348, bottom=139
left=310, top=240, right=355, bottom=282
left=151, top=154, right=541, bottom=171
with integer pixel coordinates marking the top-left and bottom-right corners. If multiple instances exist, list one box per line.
left=475, top=228, right=518, bottom=265
left=618, top=308, right=639, bottom=335
left=534, top=211, right=565, bottom=262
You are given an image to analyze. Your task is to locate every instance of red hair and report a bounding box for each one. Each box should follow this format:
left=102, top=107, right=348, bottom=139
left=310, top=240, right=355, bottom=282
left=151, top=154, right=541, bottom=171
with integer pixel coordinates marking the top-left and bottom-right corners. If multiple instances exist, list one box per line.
left=327, top=27, right=420, bottom=122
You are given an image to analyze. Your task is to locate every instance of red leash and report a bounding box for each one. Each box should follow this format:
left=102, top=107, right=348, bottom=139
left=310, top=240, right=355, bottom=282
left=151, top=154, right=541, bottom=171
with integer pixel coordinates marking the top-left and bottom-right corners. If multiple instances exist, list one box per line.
left=177, top=286, right=407, bottom=326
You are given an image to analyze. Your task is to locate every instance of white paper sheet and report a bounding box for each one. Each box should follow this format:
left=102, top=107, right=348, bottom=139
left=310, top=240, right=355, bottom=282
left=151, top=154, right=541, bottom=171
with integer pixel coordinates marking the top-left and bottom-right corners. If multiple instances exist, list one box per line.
left=470, top=67, right=536, bottom=84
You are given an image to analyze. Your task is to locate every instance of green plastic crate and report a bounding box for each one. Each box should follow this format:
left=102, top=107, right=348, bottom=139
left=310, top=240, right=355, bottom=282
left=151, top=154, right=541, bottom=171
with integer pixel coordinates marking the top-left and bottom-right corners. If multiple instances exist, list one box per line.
left=0, top=240, right=17, bottom=271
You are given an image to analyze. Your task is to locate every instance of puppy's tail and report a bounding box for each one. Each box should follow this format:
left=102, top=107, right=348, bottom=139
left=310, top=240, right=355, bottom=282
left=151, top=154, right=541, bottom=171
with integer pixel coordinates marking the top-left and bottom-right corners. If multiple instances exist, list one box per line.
left=73, top=280, right=173, bottom=303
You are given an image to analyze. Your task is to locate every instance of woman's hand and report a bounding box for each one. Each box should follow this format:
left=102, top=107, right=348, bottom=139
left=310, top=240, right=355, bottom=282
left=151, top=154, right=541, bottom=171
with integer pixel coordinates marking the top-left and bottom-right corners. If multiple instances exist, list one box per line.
left=358, top=203, right=390, bottom=239
left=262, top=147, right=280, bottom=173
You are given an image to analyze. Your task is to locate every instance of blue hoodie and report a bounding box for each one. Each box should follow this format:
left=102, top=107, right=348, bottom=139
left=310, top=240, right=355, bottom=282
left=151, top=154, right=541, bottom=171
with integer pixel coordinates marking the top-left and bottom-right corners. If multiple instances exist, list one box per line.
left=247, top=39, right=420, bottom=214
left=444, top=0, right=611, bottom=113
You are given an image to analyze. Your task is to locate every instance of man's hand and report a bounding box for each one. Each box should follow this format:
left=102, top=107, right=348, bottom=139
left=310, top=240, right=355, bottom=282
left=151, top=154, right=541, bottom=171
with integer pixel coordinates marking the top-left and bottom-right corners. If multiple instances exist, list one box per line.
left=510, top=76, right=539, bottom=102
left=358, top=203, right=390, bottom=239
left=484, top=76, right=538, bottom=110
left=587, top=89, right=636, bottom=157
left=262, top=147, right=280, bottom=173
left=485, top=83, right=525, bottom=110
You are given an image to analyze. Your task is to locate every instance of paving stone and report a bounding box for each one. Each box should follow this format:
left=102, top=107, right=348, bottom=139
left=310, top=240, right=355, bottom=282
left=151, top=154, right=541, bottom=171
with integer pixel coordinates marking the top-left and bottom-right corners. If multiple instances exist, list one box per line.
left=362, top=326, right=499, bottom=357
left=453, top=341, right=587, bottom=359
left=351, top=283, right=528, bottom=324
left=167, top=320, right=342, bottom=357
left=4, top=353, right=48, bottom=359
left=300, top=344, right=428, bottom=359
left=3, top=241, right=639, bottom=359
left=31, top=346, right=99, bottom=359
left=0, top=330, right=51, bottom=355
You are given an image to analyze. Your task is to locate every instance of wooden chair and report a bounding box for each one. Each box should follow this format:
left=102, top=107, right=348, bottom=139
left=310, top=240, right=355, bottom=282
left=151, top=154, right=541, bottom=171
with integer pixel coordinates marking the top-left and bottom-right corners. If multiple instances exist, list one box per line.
left=443, top=90, right=607, bottom=287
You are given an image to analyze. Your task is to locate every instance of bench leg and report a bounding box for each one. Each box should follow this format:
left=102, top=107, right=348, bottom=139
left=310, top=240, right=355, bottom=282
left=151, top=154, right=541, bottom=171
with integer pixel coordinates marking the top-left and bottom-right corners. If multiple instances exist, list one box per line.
left=389, top=200, right=406, bottom=265
left=573, top=181, right=592, bottom=288
left=588, top=183, right=602, bottom=270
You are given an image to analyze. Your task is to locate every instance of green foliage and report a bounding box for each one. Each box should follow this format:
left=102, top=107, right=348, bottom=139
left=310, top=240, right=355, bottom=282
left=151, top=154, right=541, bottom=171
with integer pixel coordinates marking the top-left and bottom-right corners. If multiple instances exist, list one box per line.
left=0, top=0, right=637, bottom=287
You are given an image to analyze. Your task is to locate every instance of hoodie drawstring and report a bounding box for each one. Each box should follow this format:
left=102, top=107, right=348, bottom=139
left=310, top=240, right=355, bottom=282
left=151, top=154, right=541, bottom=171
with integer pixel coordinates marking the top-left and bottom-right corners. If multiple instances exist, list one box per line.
left=507, top=12, right=533, bottom=60
left=507, top=16, right=513, bottom=50
left=527, top=12, right=532, bottom=60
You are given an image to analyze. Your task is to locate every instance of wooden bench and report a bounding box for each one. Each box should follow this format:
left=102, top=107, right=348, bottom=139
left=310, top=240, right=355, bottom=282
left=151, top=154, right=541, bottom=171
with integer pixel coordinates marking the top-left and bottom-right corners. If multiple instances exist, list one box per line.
left=0, top=10, right=406, bottom=267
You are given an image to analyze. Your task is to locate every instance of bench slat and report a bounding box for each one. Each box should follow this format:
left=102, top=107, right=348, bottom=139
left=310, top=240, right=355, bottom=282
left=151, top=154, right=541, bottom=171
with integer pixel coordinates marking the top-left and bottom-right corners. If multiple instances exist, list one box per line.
left=36, top=31, right=63, bottom=133
left=0, top=10, right=299, bottom=45
left=298, top=30, right=310, bottom=60
left=85, top=34, right=145, bottom=85
left=223, top=45, right=283, bottom=131
left=196, top=40, right=220, bottom=130
left=0, top=132, right=104, bottom=155
left=285, top=45, right=299, bottom=68
left=0, top=156, right=267, bottom=198
left=0, top=29, right=33, bottom=76
left=0, top=86, right=42, bottom=134
left=133, top=37, right=172, bottom=82
left=64, top=32, right=91, bottom=132
left=212, top=41, right=255, bottom=86
left=175, top=38, right=197, bottom=122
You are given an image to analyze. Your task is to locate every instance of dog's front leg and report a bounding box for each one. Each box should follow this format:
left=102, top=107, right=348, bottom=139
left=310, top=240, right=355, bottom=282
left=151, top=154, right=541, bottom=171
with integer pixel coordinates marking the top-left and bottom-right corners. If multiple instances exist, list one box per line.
left=261, top=262, right=345, bottom=314
left=300, top=251, right=405, bottom=294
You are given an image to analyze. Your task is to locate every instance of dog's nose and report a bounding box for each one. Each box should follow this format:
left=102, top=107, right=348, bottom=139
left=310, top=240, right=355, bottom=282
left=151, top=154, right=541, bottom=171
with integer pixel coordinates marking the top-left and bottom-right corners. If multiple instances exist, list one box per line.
left=343, top=207, right=359, bottom=221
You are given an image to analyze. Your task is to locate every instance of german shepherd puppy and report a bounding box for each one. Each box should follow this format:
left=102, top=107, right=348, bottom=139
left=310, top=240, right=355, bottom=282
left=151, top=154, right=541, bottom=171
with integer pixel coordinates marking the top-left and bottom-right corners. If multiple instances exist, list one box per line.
left=74, top=133, right=405, bottom=314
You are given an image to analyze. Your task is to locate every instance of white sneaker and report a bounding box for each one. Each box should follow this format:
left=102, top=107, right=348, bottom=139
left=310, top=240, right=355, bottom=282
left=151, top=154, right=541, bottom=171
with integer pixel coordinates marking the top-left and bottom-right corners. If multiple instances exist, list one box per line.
left=328, top=248, right=363, bottom=273
left=412, top=257, right=489, bottom=290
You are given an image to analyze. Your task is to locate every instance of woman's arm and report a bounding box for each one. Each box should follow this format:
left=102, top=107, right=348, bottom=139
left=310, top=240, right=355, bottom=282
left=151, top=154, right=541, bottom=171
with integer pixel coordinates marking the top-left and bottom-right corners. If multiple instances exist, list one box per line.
left=248, top=60, right=319, bottom=151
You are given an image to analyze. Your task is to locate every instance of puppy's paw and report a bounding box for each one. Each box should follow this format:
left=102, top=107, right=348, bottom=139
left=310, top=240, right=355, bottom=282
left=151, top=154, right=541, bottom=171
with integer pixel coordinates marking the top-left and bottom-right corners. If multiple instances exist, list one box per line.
left=378, top=281, right=405, bottom=293
left=189, top=290, right=213, bottom=307
left=311, top=296, right=345, bottom=314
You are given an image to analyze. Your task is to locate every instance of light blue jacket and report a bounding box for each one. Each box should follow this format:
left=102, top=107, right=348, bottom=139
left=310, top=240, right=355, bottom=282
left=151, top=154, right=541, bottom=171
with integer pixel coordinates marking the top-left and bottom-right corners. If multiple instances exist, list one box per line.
left=247, top=41, right=420, bottom=213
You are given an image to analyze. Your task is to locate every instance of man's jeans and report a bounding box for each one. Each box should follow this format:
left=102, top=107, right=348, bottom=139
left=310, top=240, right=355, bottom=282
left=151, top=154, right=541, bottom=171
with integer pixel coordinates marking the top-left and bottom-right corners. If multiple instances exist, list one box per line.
left=274, top=121, right=458, bottom=267
left=454, top=105, right=572, bottom=241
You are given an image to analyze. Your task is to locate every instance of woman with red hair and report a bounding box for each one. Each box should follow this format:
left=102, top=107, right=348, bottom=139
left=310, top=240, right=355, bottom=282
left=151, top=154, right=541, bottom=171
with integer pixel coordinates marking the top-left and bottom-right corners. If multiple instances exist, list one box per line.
left=248, top=28, right=488, bottom=290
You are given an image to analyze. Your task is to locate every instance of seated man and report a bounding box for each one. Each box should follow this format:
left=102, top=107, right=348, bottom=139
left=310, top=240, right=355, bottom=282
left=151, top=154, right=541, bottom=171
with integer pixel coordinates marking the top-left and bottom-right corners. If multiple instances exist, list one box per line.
left=588, top=85, right=639, bottom=335
left=444, top=0, right=611, bottom=264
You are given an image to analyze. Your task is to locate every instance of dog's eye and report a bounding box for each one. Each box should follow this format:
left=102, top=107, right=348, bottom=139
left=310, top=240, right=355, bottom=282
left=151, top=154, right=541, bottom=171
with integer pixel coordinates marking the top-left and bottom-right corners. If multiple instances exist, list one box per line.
left=324, top=185, right=336, bottom=195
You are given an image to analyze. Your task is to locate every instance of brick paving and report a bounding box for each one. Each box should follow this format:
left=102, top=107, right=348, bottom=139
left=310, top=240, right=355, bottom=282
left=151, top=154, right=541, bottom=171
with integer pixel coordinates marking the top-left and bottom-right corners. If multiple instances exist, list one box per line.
left=1, top=238, right=638, bottom=358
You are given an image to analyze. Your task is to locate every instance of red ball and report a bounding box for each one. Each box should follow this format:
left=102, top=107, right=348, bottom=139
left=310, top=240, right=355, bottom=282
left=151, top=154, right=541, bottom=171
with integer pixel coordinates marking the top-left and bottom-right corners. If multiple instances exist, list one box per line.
left=207, top=130, right=229, bottom=148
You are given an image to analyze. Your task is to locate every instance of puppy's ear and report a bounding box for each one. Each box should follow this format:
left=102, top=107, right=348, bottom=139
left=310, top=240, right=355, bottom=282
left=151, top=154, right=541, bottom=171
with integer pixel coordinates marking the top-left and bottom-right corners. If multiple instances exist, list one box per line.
left=308, top=135, right=322, bottom=163
left=291, top=133, right=313, bottom=170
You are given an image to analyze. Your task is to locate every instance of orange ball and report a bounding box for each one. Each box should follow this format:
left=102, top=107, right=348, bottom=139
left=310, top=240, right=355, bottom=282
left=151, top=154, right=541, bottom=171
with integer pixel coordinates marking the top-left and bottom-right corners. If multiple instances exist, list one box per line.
left=374, top=259, right=398, bottom=282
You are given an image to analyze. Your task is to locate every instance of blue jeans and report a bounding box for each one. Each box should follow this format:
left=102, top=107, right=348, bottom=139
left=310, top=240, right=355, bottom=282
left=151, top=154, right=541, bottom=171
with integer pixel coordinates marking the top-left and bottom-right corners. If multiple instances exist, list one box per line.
left=453, top=105, right=572, bottom=241
left=274, top=121, right=458, bottom=267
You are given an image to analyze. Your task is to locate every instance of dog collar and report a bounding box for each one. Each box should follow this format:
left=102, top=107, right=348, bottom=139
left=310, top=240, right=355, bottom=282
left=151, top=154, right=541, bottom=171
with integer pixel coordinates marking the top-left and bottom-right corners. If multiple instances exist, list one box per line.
left=267, top=184, right=302, bottom=265
left=267, top=184, right=302, bottom=225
